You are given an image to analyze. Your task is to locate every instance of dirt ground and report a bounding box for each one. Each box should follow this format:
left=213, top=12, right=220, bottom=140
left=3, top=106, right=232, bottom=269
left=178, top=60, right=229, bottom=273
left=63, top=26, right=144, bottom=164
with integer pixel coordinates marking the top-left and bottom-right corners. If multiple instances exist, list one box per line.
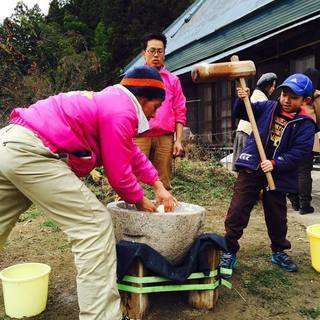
left=0, top=200, right=319, bottom=320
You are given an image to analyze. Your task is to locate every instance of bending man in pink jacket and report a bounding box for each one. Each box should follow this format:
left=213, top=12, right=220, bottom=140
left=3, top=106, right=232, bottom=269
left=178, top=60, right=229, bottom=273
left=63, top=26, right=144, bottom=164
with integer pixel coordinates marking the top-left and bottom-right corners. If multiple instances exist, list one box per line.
left=135, top=33, right=187, bottom=190
left=0, top=66, right=176, bottom=320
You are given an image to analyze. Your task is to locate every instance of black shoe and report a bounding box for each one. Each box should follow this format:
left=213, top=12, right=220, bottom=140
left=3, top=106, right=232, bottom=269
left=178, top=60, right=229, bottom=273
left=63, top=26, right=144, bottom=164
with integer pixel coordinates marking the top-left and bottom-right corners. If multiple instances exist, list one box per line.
left=271, top=252, right=298, bottom=272
left=299, top=206, right=314, bottom=215
left=292, top=203, right=300, bottom=211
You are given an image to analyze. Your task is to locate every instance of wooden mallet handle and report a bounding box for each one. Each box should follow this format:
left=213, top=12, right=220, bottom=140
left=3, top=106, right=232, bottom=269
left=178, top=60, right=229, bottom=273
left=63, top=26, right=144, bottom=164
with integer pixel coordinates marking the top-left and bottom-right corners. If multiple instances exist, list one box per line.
left=231, top=55, right=276, bottom=190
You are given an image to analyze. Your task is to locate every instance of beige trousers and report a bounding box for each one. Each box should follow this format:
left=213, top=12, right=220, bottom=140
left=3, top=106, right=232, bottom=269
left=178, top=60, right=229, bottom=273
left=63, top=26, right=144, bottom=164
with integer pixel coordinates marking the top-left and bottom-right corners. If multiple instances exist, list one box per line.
left=135, top=134, right=174, bottom=190
left=0, top=125, right=121, bottom=320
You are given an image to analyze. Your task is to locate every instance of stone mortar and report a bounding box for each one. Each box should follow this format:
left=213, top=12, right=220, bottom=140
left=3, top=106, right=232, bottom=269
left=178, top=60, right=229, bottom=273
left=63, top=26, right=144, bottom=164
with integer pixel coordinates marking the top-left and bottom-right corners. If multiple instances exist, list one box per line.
left=107, top=201, right=206, bottom=265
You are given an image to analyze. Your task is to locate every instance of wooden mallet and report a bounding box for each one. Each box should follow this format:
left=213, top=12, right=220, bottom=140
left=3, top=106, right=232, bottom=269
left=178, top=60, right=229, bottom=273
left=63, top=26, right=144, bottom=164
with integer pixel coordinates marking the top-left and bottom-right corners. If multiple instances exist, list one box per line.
left=191, top=55, right=276, bottom=190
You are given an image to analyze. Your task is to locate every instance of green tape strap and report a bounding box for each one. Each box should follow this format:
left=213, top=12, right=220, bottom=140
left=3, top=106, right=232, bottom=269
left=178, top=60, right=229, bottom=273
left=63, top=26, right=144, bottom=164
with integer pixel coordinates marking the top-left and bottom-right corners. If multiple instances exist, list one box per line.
left=122, top=270, right=218, bottom=284
left=117, top=269, right=233, bottom=293
left=220, top=278, right=232, bottom=289
left=220, top=267, right=232, bottom=276
left=118, top=281, right=220, bottom=294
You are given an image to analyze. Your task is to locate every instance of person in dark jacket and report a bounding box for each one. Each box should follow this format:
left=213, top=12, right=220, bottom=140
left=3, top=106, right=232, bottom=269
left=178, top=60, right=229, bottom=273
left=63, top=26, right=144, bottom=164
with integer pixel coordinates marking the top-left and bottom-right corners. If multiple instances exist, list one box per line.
left=219, top=74, right=316, bottom=274
left=287, top=68, right=320, bottom=214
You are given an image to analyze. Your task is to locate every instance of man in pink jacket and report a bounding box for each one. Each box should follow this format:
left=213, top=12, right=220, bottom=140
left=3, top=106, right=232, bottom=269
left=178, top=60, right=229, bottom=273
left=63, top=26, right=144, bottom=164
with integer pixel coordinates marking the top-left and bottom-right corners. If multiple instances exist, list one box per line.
left=135, top=33, right=187, bottom=190
left=0, top=66, right=176, bottom=320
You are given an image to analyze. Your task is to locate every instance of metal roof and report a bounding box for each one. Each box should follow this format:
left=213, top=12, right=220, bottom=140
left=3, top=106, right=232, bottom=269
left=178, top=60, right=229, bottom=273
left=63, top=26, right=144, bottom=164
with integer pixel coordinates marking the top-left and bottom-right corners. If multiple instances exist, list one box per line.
left=125, top=0, right=320, bottom=74
left=164, top=0, right=274, bottom=53
left=125, top=0, right=274, bottom=72
left=173, top=13, right=320, bottom=75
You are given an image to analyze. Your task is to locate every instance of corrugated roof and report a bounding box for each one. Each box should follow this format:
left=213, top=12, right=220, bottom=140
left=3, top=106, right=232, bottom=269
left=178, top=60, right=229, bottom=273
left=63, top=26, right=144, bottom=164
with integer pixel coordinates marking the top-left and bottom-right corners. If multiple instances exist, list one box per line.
left=173, top=13, right=320, bottom=75
left=166, top=0, right=320, bottom=73
left=125, top=0, right=320, bottom=74
left=164, top=0, right=274, bottom=53
left=125, top=0, right=274, bottom=71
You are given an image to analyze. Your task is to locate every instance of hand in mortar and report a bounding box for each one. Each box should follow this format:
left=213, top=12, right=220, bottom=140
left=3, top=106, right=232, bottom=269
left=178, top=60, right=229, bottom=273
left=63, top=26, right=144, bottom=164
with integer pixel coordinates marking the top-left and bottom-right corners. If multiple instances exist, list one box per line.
left=136, top=180, right=178, bottom=212
left=153, top=180, right=178, bottom=212
left=136, top=196, right=157, bottom=212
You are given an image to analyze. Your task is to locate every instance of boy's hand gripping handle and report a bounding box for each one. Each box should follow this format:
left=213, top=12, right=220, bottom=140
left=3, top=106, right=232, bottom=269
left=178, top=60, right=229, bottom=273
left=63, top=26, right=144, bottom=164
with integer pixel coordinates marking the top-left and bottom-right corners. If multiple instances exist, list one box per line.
left=231, top=55, right=276, bottom=190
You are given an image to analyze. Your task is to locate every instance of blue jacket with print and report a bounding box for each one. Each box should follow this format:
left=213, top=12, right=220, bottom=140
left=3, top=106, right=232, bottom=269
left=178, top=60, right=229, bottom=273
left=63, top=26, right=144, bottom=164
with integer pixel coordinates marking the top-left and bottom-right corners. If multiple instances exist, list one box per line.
left=234, top=99, right=317, bottom=193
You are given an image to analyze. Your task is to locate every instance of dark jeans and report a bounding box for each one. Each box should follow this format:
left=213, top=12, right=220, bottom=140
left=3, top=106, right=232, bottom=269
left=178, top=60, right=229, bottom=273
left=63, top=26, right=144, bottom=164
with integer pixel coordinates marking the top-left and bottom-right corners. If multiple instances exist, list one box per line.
left=287, top=154, right=313, bottom=208
left=225, top=169, right=291, bottom=253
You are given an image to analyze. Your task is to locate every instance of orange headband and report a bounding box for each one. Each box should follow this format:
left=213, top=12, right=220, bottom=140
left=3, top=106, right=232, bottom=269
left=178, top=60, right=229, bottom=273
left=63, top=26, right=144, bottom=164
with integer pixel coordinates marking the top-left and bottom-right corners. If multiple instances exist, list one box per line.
left=120, top=78, right=165, bottom=90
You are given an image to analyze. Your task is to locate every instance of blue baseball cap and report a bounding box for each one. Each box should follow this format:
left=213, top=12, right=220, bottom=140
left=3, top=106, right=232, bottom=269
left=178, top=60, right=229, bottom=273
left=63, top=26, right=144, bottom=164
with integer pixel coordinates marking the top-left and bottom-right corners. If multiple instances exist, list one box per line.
left=277, top=73, right=314, bottom=97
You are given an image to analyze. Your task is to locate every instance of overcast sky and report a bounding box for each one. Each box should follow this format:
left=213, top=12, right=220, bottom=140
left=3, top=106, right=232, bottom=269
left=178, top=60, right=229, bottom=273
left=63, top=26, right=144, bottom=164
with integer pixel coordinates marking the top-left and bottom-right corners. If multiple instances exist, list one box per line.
left=0, top=0, right=50, bottom=21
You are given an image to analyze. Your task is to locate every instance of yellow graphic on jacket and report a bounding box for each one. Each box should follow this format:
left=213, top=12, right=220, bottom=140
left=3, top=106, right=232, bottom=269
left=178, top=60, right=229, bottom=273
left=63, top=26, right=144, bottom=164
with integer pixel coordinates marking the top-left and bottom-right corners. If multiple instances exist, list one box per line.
left=270, top=112, right=294, bottom=147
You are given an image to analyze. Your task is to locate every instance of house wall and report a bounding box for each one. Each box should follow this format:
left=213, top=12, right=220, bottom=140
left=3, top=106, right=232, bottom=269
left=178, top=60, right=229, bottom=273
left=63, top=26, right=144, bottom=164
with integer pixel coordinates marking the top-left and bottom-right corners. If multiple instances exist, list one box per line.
left=179, top=19, right=320, bottom=147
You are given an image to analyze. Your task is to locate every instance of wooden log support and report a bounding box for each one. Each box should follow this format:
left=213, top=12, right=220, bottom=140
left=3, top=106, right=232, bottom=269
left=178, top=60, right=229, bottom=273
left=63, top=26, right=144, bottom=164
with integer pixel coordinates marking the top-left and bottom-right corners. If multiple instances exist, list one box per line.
left=188, top=246, right=220, bottom=310
left=121, top=259, right=149, bottom=320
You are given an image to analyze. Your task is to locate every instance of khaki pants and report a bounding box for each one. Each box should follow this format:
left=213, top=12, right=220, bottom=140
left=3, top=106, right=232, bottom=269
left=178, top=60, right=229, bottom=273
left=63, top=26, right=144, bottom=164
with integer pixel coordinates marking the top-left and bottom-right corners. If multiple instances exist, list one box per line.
left=135, top=134, right=174, bottom=190
left=0, top=125, right=121, bottom=320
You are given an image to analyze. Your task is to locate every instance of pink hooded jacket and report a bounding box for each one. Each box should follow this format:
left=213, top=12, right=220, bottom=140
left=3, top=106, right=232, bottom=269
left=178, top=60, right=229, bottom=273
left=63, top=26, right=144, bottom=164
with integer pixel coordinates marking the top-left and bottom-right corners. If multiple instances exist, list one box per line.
left=141, top=67, right=187, bottom=137
left=10, top=86, right=159, bottom=203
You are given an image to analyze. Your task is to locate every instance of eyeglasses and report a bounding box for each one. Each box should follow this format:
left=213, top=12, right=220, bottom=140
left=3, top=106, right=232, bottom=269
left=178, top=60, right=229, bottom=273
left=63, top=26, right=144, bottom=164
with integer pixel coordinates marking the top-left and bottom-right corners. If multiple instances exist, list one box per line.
left=146, top=47, right=164, bottom=56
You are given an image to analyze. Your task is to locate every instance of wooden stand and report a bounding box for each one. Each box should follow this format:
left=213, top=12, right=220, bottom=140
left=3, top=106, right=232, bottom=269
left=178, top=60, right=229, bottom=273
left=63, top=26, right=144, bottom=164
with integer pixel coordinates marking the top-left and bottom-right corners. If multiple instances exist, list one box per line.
left=188, top=246, right=220, bottom=310
left=120, top=246, right=221, bottom=319
left=121, top=259, right=149, bottom=320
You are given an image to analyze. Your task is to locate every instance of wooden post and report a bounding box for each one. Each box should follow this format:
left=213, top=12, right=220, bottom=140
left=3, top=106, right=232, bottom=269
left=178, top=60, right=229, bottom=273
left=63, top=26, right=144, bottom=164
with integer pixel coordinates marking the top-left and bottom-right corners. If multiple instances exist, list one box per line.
left=121, top=259, right=149, bottom=320
left=188, top=246, right=220, bottom=310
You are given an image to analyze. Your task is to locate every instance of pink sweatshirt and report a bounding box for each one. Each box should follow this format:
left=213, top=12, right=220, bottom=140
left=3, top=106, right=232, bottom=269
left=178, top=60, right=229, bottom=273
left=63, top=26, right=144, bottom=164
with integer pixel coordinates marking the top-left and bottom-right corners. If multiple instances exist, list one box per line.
left=10, top=86, right=159, bottom=203
left=141, top=67, right=187, bottom=137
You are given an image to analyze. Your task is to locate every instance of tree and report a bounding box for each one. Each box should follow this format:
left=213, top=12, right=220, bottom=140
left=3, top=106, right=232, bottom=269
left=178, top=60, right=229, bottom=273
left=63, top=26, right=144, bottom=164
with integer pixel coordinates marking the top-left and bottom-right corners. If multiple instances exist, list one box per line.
left=0, top=0, right=196, bottom=114
left=47, top=0, right=64, bottom=24
left=0, top=1, right=100, bottom=112
left=100, top=0, right=195, bottom=84
left=1, top=2, right=44, bottom=75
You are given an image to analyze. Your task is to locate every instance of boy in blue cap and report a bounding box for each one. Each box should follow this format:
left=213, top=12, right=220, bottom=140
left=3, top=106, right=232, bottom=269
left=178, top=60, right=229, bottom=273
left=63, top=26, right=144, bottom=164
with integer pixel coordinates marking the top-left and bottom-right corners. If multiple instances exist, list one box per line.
left=220, top=74, right=317, bottom=273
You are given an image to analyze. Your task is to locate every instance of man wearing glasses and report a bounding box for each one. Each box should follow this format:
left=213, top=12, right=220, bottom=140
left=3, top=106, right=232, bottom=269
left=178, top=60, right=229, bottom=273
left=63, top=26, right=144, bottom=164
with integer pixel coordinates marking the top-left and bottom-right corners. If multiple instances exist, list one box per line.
left=134, top=33, right=187, bottom=190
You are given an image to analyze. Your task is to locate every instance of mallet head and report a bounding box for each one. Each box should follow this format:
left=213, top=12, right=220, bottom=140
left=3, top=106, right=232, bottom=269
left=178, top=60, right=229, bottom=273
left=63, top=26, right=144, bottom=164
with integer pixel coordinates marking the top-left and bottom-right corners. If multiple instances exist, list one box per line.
left=191, top=60, right=256, bottom=83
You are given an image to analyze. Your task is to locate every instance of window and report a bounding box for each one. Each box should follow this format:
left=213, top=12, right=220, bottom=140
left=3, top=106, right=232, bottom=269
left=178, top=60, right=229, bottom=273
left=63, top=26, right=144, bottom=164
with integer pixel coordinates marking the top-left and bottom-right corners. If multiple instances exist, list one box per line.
left=212, top=80, right=232, bottom=146
left=290, top=55, right=315, bottom=73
